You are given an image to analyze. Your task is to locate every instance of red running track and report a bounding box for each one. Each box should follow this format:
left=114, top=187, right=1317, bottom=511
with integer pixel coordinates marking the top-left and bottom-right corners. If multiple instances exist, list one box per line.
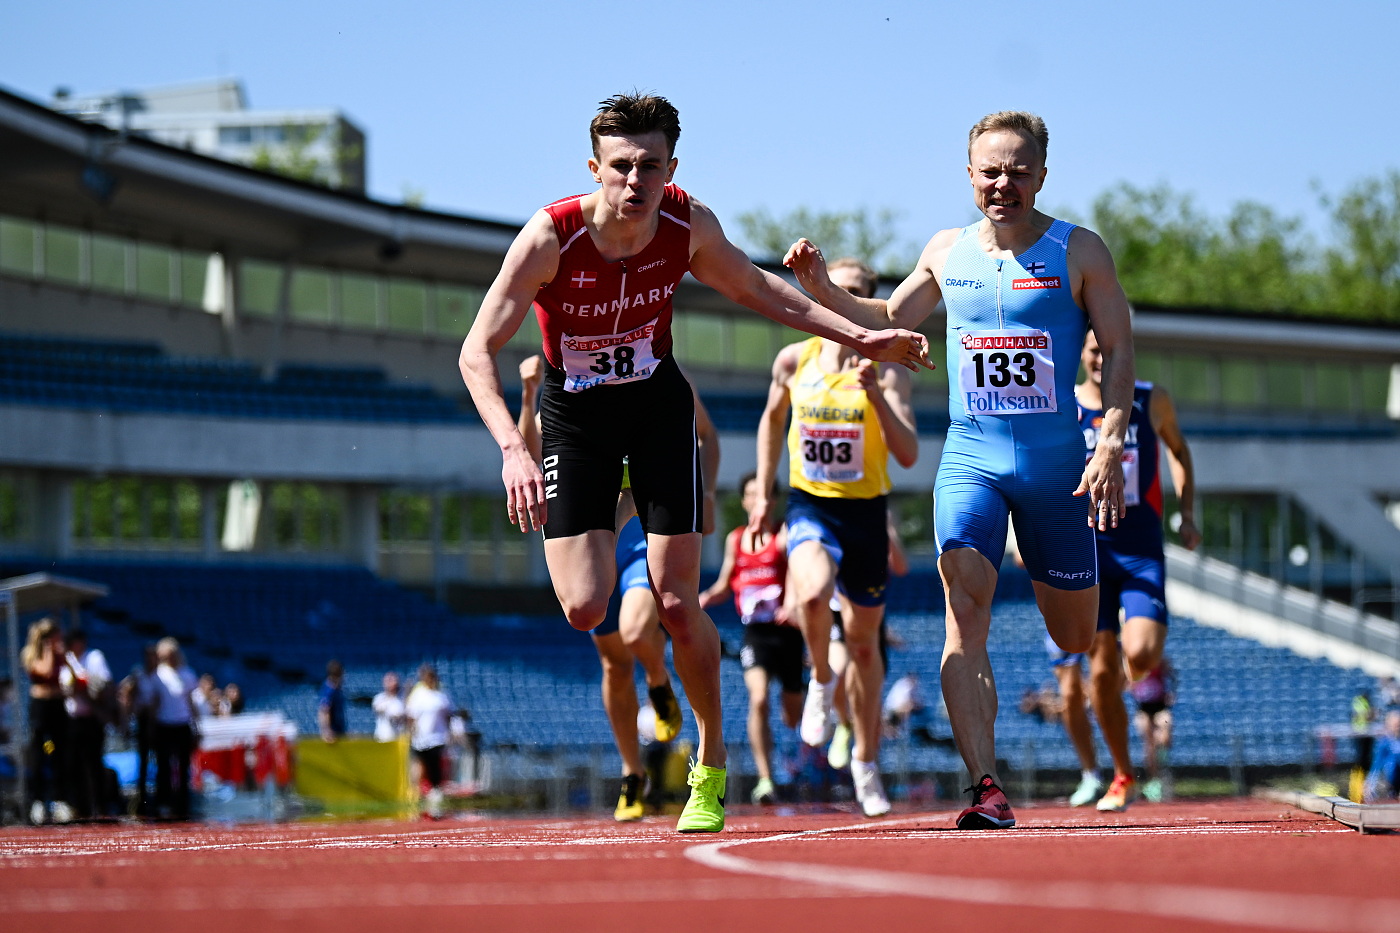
left=1, top=798, right=1396, bottom=933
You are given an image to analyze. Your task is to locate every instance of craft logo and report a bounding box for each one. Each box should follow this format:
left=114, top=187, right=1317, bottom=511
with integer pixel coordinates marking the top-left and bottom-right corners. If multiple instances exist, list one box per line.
left=571, top=271, right=597, bottom=289
left=944, top=278, right=985, bottom=289
left=636, top=258, right=667, bottom=272
left=1011, top=276, right=1061, bottom=290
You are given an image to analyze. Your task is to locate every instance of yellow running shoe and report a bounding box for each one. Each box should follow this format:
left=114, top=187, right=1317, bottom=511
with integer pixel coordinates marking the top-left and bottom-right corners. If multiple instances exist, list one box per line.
left=614, top=773, right=645, bottom=822
left=677, top=760, right=726, bottom=833
left=650, top=683, right=683, bottom=743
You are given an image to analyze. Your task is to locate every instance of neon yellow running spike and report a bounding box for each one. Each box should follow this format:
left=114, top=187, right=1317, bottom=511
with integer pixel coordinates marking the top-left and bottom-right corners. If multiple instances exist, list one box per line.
left=677, top=760, right=726, bottom=833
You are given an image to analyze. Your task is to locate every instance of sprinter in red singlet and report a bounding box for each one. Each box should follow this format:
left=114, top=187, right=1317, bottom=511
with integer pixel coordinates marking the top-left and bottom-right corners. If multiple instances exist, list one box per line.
left=459, top=93, right=931, bottom=833
left=701, top=472, right=800, bottom=806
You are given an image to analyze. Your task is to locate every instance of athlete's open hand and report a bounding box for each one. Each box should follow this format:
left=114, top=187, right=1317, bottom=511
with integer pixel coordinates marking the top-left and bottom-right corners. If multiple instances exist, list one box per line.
left=503, top=444, right=546, bottom=533
left=1074, top=444, right=1125, bottom=531
left=745, top=495, right=774, bottom=539
left=860, top=328, right=934, bottom=372
left=783, top=237, right=831, bottom=296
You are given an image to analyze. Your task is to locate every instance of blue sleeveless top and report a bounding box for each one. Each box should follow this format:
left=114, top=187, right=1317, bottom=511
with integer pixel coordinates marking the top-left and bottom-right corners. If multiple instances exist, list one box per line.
left=940, top=219, right=1087, bottom=451
left=1078, top=382, right=1165, bottom=556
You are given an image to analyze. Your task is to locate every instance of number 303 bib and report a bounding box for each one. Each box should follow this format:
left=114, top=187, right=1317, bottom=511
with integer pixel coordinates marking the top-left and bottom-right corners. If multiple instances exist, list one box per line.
left=957, top=328, right=1056, bottom=415
left=561, top=322, right=662, bottom=393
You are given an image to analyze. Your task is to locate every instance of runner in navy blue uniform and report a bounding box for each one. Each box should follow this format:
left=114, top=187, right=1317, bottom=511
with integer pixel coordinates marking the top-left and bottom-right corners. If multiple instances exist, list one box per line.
left=1048, top=329, right=1199, bottom=810
left=784, top=111, right=1135, bottom=829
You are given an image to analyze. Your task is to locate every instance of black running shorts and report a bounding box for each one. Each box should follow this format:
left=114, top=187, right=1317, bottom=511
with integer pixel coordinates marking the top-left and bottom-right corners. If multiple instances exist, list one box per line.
left=740, top=622, right=806, bottom=694
left=539, top=354, right=704, bottom=539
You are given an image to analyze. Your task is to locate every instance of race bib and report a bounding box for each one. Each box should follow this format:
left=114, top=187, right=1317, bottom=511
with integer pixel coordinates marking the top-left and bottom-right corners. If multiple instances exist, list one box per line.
left=561, top=323, right=661, bottom=393
left=739, top=583, right=783, bottom=625
left=958, top=328, right=1055, bottom=415
left=1121, top=447, right=1141, bottom=507
left=797, top=422, right=864, bottom=484
left=1084, top=440, right=1142, bottom=508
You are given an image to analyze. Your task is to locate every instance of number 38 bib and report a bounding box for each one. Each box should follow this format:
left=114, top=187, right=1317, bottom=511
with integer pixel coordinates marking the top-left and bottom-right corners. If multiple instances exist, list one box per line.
left=958, top=328, right=1056, bottom=415
left=561, top=322, right=662, bottom=393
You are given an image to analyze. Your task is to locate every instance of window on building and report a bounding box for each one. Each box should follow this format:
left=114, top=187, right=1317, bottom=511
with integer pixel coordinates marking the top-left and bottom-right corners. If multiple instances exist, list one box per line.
left=386, top=281, right=427, bottom=333
left=135, top=244, right=175, bottom=302
left=239, top=261, right=284, bottom=316
left=44, top=228, right=82, bottom=285
left=340, top=273, right=380, bottom=328
left=0, top=217, right=36, bottom=276
left=90, top=234, right=126, bottom=292
left=291, top=270, right=333, bottom=323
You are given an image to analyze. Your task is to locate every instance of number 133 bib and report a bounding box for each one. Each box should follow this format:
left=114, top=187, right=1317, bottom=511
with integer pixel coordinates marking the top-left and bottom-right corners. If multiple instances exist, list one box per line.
left=958, top=328, right=1056, bottom=415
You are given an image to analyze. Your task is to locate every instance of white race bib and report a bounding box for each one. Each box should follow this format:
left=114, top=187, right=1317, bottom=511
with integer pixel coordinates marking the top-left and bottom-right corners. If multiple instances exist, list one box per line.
left=957, top=328, right=1056, bottom=415
left=797, top=422, right=864, bottom=484
left=1083, top=436, right=1142, bottom=508
left=561, top=322, right=661, bottom=393
left=1121, top=447, right=1141, bottom=507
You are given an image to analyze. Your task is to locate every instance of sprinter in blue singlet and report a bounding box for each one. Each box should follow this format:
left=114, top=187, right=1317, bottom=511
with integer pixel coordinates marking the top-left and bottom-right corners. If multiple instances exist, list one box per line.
left=780, top=111, right=1136, bottom=830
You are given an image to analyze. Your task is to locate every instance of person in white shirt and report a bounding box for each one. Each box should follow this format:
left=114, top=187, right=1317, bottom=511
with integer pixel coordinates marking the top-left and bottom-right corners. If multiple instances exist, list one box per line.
left=59, top=630, right=111, bottom=818
left=372, top=671, right=408, bottom=742
left=405, top=665, right=453, bottom=818
left=150, top=637, right=199, bottom=820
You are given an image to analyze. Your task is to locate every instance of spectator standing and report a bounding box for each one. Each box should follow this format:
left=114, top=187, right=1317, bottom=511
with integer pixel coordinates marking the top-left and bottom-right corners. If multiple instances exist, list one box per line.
left=193, top=673, right=221, bottom=719
left=129, top=644, right=159, bottom=816
left=58, top=629, right=112, bottom=819
left=372, top=672, right=408, bottom=742
left=318, top=660, right=347, bottom=743
left=150, top=637, right=198, bottom=820
left=21, top=618, right=73, bottom=824
left=222, top=682, right=245, bottom=715
left=405, top=665, right=453, bottom=819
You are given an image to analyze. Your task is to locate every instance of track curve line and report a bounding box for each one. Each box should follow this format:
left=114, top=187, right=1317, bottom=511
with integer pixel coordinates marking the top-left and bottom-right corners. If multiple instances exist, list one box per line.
left=683, top=818, right=1400, bottom=933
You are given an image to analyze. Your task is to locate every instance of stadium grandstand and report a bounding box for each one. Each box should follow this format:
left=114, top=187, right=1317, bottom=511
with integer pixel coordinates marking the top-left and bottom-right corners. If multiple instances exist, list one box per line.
left=2, top=81, right=1398, bottom=817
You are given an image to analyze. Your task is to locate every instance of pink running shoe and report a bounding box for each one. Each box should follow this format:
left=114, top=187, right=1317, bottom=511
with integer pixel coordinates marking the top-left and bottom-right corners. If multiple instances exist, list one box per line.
left=957, top=774, right=1016, bottom=829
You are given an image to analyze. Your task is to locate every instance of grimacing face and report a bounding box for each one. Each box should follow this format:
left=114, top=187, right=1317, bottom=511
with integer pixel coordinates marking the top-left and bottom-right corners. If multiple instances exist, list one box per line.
left=968, top=129, right=1046, bottom=226
left=588, top=131, right=677, bottom=221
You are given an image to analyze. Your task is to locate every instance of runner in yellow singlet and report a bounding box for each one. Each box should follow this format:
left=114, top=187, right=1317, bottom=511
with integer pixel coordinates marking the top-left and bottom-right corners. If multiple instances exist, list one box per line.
left=750, top=258, right=919, bottom=818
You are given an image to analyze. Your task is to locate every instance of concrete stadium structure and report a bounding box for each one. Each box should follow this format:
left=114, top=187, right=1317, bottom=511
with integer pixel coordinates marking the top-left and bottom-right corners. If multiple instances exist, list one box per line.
left=1, top=83, right=1398, bottom=644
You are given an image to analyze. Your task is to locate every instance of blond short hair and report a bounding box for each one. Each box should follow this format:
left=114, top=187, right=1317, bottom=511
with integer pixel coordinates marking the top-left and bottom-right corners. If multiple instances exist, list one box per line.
left=828, top=257, right=879, bottom=299
left=968, top=111, right=1048, bottom=163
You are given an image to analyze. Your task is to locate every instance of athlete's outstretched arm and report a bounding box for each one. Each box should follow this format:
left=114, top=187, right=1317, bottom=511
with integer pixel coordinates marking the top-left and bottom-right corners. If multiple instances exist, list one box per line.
left=517, top=355, right=545, bottom=462
left=699, top=530, right=739, bottom=610
left=782, top=230, right=955, bottom=333
left=859, top=361, right=919, bottom=469
left=1150, top=385, right=1201, bottom=550
left=1070, top=227, right=1135, bottom=529
left=750, top=344, right=799, bottom=534
left=686, top=201, right=932, bottom=371
left=459, top=211, right=560, bottom=533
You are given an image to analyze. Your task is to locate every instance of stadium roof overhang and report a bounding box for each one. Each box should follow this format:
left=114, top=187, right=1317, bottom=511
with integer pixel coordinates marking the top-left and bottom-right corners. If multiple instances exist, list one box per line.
left=0, top=86, right=520, bottom=284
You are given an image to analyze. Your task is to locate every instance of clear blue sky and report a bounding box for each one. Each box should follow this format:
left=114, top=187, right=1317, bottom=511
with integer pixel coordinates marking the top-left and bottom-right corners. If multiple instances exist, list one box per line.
left=4, top=0, right=1397, bottom=258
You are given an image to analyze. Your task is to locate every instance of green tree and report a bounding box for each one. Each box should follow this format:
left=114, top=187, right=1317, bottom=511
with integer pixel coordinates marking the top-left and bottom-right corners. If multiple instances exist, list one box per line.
left=735, top=206, right=920, bottom=275
left=1321, top=170, right=1400, bottom=320
left=248, top=122, right=362, bottom=191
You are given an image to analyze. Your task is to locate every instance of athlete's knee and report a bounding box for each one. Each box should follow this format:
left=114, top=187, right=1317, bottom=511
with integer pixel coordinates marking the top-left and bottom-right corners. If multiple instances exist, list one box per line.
left=748, top=694, right=770, bottom=718
left=651, top=588, right=698, bottom=633
left=562, top=596, right=610, bottom=632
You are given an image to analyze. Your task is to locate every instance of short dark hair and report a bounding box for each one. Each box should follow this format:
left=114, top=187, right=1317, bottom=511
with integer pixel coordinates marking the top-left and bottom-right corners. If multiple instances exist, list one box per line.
left=590, top=92, right=681, bottom=158
left=326, top=659, right=343, bottom=679
left=738, top=471, right=775, bottom=496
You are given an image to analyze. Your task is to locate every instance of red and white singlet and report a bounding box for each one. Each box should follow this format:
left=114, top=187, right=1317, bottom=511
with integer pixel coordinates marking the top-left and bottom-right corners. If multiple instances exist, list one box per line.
left=533, top=185, right=692, bottom=393
left=729, top=527, right=786, bottom=625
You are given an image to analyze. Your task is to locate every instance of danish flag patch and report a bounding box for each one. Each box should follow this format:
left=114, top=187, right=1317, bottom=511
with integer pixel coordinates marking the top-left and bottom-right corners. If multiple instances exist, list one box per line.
left=571, top=271, right=597, bottom=289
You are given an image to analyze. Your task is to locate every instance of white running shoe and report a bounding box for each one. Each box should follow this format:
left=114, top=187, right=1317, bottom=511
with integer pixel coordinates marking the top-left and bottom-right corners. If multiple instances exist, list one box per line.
left=800, top=674, right=837, bottom=747
left=29, top=801, right=48, bottom=826
left=1069, top=773, right=1104, bottom=807
left=851, top=758, right=891, bottom=818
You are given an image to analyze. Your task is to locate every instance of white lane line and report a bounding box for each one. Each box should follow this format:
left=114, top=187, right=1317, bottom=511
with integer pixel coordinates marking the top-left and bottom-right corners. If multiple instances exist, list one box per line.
left=684, top=818, right=1400, bottom=933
